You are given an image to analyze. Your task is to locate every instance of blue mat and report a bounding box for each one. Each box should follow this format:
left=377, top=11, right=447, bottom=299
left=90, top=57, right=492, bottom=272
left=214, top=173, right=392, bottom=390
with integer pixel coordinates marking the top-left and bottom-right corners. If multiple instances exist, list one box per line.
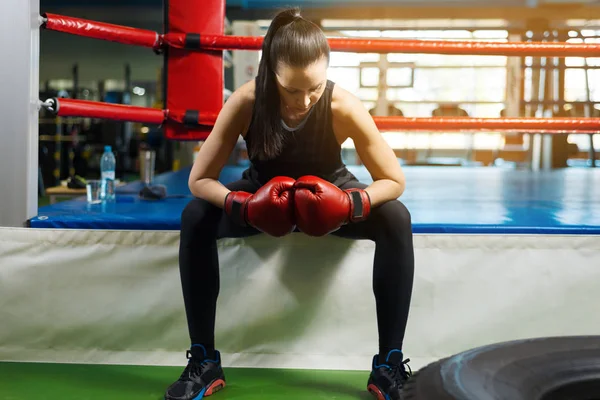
left=31, top=166, right=600, bottom=234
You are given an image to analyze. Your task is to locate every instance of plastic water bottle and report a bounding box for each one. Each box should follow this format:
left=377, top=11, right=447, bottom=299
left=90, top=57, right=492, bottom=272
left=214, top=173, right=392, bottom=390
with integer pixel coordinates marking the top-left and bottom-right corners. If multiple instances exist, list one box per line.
left=100, top=145, right=116, bottom=201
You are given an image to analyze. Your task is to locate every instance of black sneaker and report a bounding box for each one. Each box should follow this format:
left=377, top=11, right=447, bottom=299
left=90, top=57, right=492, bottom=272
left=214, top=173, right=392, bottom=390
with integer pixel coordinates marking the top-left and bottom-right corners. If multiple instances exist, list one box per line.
left=164, top=345, right=226, bottom=400
left=367, top=350, right=412, bottom=400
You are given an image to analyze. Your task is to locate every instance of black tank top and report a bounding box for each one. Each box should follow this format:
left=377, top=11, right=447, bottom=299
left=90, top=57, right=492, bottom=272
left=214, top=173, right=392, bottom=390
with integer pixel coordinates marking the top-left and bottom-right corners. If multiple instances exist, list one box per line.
left=243, top=79, right=357, bottom=187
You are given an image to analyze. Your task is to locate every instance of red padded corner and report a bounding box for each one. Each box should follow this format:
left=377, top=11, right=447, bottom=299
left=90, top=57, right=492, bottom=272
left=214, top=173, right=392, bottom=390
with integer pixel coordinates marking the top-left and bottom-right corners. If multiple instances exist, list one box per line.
left=164, top=0, right=224, bottom=141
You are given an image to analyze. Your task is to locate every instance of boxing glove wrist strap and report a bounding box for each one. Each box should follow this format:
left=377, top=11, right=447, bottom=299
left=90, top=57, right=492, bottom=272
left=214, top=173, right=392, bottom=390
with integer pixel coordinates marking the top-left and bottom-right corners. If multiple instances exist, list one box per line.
left=224, top=191, right=248, bottom=227
left=345, top=188, right=371, bottom=222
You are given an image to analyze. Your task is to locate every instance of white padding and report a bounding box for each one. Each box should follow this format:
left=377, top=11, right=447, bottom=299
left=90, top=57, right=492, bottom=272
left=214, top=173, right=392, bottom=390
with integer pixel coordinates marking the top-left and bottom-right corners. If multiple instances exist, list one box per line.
left=1, top=227, right=599, bottom=371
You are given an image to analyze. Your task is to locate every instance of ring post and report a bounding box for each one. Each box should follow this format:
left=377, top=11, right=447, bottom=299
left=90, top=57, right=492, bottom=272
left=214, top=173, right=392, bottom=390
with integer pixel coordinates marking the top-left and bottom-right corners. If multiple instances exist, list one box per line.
left=164, top=0, right=225, bottom=141
left=0, top=0, right=39, bottom=226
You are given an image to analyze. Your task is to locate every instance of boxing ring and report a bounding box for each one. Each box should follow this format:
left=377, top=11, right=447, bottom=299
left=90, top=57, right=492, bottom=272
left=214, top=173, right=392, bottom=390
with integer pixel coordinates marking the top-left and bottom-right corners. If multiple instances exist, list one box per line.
left=2, top=0, right=600, bottom=379
left=4, top=165, right=600, bottom=373
left=27, top=165, right=600, bottom=234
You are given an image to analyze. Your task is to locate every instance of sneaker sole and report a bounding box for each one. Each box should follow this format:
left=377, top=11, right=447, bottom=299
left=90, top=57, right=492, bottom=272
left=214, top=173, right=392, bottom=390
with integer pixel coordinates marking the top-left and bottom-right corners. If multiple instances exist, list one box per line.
left=367, top=383, right=389, bottom=400
left=204, top=379, right=226, bottom=397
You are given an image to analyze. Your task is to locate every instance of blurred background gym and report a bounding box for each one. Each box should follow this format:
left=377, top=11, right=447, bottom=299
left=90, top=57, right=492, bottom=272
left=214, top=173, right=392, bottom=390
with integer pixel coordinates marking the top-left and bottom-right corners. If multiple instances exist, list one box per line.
left=37, top=0, right=600, bottom=206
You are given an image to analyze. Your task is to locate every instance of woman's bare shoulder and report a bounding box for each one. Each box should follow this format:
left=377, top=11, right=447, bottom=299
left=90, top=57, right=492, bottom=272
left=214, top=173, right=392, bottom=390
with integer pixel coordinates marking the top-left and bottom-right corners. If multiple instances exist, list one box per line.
left=230, top=79, right=256, bottom=109
left=222, top=79, right=256, bottom=135
left=331, top=82, right=363, bottom=118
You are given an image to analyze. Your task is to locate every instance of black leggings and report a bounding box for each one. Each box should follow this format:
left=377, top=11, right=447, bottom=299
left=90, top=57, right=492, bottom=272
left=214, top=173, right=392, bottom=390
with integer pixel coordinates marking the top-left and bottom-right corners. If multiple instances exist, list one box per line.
left=179, top=178, right=414, bottom=355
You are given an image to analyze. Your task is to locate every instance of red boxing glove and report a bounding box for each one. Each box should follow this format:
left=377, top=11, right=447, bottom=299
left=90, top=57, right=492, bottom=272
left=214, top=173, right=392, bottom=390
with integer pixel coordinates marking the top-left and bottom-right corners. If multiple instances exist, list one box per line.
left=224, top=176, right=296, bottom=237
left=293, top=175, right=371, bottom=237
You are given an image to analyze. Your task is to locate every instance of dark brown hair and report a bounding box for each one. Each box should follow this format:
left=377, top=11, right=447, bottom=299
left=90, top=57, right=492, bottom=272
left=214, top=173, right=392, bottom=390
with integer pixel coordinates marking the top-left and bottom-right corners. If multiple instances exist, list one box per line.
left=249, top=8, right=330, bottom=161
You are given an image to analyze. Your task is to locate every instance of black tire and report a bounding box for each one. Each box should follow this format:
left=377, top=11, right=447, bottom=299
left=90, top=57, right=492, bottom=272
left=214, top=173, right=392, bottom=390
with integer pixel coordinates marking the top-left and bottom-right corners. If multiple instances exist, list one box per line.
left=401, top=336, right=600, bottom=400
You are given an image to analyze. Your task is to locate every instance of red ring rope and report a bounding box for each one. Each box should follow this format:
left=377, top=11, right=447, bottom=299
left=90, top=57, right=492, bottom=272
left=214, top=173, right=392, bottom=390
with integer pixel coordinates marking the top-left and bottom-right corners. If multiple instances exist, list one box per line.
left=51, top=98, right=166, bottom=124
left=43, top=13, right=160, bottom=49
left=47, top=99, right=600, bottom=133
left=176, top=34, right=600, bottom=57
left=42, top=13, right=600, bottom=57
left=373, top=117, right=600, bottom=132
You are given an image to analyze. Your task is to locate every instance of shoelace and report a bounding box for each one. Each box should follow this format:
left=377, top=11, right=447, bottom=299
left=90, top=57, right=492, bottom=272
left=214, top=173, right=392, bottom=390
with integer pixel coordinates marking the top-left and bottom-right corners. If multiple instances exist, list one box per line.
left=179, top=350, right=209, bottom=381
left=390, top=358, right=412, bottom=386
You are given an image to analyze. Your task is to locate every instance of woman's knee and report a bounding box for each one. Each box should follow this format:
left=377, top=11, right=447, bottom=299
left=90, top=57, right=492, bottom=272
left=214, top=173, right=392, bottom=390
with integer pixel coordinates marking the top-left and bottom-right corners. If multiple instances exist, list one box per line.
left=180, top=197, right=221, bottom=236
left=371, top=200, right=412, bottom=236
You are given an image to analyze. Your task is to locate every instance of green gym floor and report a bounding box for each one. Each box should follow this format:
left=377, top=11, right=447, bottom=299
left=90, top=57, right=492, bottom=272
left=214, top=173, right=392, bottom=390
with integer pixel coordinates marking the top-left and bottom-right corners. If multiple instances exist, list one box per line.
left=0, top=362, right=373, bottom=399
